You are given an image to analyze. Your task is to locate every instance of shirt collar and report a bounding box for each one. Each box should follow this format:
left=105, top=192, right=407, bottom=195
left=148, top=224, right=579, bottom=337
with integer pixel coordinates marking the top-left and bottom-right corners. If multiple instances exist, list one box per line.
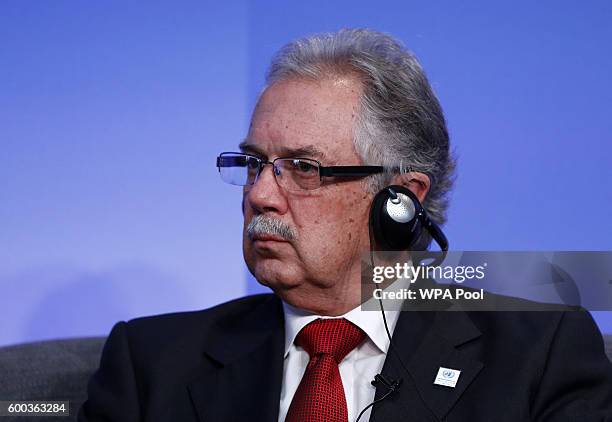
left=282, top=299, right=401, bottom=358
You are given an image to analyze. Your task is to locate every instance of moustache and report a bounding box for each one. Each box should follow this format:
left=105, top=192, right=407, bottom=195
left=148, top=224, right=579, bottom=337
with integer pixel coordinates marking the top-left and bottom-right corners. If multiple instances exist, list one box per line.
left=247, top=215, right=297, bottom=242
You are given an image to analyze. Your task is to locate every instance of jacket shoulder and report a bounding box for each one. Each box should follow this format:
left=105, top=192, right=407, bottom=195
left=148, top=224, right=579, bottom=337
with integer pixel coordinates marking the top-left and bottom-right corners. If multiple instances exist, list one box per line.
left=116, top=294, right=281, bottom=360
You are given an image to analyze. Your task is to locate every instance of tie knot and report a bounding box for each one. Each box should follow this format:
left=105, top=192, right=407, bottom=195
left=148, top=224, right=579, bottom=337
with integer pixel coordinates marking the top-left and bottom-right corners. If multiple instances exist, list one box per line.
left=295, top=318, right=366, bottom=362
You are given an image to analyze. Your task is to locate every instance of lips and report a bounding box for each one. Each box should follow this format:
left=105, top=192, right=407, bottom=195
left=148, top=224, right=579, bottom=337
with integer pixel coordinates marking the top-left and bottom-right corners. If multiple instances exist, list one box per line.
left=252, top=234, right=288, bottom=242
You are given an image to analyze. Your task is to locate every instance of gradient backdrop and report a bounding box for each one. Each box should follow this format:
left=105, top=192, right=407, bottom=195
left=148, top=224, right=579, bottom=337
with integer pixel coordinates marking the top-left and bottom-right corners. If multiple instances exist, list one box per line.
left=1, top=1, right=611, bottom=347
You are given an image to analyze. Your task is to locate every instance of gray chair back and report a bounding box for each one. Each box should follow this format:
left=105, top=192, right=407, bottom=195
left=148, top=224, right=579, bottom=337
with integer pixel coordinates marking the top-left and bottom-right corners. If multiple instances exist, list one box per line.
left=0, top=337, right=105, bottom=421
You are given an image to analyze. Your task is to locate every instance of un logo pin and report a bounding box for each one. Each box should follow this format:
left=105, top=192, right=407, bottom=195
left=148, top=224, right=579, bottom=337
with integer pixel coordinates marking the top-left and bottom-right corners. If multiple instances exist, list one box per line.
left=434, top=367, right=461, bottom=388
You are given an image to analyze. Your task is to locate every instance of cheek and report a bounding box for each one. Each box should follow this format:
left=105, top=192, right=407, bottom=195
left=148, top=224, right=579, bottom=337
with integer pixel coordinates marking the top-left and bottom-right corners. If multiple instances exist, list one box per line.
left=292, top=192, right=370, bottom=254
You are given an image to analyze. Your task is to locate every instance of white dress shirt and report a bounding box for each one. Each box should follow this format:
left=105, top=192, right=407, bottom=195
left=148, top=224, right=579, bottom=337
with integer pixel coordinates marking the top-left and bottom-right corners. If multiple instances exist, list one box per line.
left=278, top=301, right=401, bottom=422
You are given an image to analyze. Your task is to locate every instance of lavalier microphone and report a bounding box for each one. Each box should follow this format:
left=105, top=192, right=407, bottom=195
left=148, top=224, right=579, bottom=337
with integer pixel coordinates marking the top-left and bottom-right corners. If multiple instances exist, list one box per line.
left=355, top=374, right=403, bottom=422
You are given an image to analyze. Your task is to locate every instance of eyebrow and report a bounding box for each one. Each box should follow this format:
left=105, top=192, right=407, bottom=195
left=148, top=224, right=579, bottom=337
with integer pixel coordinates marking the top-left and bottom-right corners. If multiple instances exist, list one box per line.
left=238, top=141, right=326, bottom=161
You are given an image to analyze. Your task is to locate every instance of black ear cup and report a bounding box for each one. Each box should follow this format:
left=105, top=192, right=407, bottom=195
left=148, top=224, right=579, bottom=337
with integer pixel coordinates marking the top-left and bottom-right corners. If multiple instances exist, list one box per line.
left=370, top=185, right=448, bottom=251
left=370, top=185, right=423, bottom=250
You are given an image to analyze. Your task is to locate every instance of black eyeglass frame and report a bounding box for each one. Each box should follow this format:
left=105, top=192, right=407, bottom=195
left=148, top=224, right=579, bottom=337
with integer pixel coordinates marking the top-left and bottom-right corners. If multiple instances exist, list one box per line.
left=216, top=151, right=386, bottom=181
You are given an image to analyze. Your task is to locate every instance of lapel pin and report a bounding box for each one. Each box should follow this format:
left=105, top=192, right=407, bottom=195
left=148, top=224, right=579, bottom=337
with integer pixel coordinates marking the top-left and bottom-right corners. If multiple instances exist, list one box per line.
left=434, top=367, right=461, bottom=388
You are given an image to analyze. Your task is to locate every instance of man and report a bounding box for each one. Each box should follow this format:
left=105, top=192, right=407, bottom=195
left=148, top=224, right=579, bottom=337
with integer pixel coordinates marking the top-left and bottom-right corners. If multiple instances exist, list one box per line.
left=80, top=29, right=612, bottom=421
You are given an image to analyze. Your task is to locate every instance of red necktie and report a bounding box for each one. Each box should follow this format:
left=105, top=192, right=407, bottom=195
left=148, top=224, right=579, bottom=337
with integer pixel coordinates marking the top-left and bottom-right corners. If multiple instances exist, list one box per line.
left=285, top=318, right=366, bottom=422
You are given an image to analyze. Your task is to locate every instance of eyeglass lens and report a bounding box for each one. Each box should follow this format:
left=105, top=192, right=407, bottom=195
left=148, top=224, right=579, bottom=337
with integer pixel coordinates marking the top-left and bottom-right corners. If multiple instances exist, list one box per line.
left=219, top=153, right=321, bottom=191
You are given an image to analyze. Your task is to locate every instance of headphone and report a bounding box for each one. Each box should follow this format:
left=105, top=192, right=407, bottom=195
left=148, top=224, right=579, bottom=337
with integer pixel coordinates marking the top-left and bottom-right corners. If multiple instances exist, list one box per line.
left=369, top=185, right=448, bottom=252
left=359, top=184, right=447, bottom=422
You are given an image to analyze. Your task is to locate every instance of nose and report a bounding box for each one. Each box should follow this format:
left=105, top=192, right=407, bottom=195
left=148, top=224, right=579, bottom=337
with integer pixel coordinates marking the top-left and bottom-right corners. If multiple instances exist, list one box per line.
left=244, top=162, right=289, bottom=215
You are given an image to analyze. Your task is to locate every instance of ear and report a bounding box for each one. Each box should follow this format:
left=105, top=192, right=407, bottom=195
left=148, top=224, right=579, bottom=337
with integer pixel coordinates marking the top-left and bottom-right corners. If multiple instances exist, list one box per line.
left=389, top=171, right=430, bottom=204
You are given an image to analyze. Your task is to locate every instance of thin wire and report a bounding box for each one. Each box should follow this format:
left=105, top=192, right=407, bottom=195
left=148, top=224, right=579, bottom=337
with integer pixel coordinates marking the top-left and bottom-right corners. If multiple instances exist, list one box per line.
left=355, top=389, right=396, bottom=422
left=364, top=225, right=440, bottom=422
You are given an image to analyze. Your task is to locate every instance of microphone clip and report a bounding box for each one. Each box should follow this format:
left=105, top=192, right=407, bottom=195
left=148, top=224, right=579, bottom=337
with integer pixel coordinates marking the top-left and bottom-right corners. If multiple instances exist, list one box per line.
left=371, top=374, right=402, bottom=394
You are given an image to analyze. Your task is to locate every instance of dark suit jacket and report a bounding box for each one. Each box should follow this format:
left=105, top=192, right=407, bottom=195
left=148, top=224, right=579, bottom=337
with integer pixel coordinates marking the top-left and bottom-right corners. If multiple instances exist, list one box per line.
left=79, top=293, right=612, bottom=421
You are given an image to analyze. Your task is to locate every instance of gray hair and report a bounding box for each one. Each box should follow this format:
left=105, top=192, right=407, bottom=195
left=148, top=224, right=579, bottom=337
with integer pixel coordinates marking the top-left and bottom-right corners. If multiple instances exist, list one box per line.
left=265, top=28, right=456, bottom=248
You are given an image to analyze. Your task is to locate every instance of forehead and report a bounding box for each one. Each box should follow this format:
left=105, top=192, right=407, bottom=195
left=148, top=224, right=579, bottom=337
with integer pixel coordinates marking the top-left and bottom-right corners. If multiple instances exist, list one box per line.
left=245, top=76, right=363, bottom=163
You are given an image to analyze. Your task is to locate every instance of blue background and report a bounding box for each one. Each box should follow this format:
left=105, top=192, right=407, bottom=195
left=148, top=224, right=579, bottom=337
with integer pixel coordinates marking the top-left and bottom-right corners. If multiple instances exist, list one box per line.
left=1, top=0, right=611, bottom=346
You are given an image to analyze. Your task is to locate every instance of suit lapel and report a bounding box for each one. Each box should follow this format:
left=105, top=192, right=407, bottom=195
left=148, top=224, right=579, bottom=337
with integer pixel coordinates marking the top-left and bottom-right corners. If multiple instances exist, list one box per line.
left=185, top=293, right=484, bottom=422
left=371, top=308, right=483, bottom=422
left=188, top=295, right=285, bottom=422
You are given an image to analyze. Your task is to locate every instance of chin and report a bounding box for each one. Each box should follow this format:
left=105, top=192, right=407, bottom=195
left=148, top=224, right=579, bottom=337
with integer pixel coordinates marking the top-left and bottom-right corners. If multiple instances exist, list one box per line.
left=255, top=272, right=302, bottom=291
left=245, top=246, right=303, bottom=287
left=247, top=259, right=303, bottom=290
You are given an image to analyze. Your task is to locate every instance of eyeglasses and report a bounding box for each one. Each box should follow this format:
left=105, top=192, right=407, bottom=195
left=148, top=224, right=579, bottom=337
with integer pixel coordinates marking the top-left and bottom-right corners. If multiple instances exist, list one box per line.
left=216, top=152, right=385, bottom=191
